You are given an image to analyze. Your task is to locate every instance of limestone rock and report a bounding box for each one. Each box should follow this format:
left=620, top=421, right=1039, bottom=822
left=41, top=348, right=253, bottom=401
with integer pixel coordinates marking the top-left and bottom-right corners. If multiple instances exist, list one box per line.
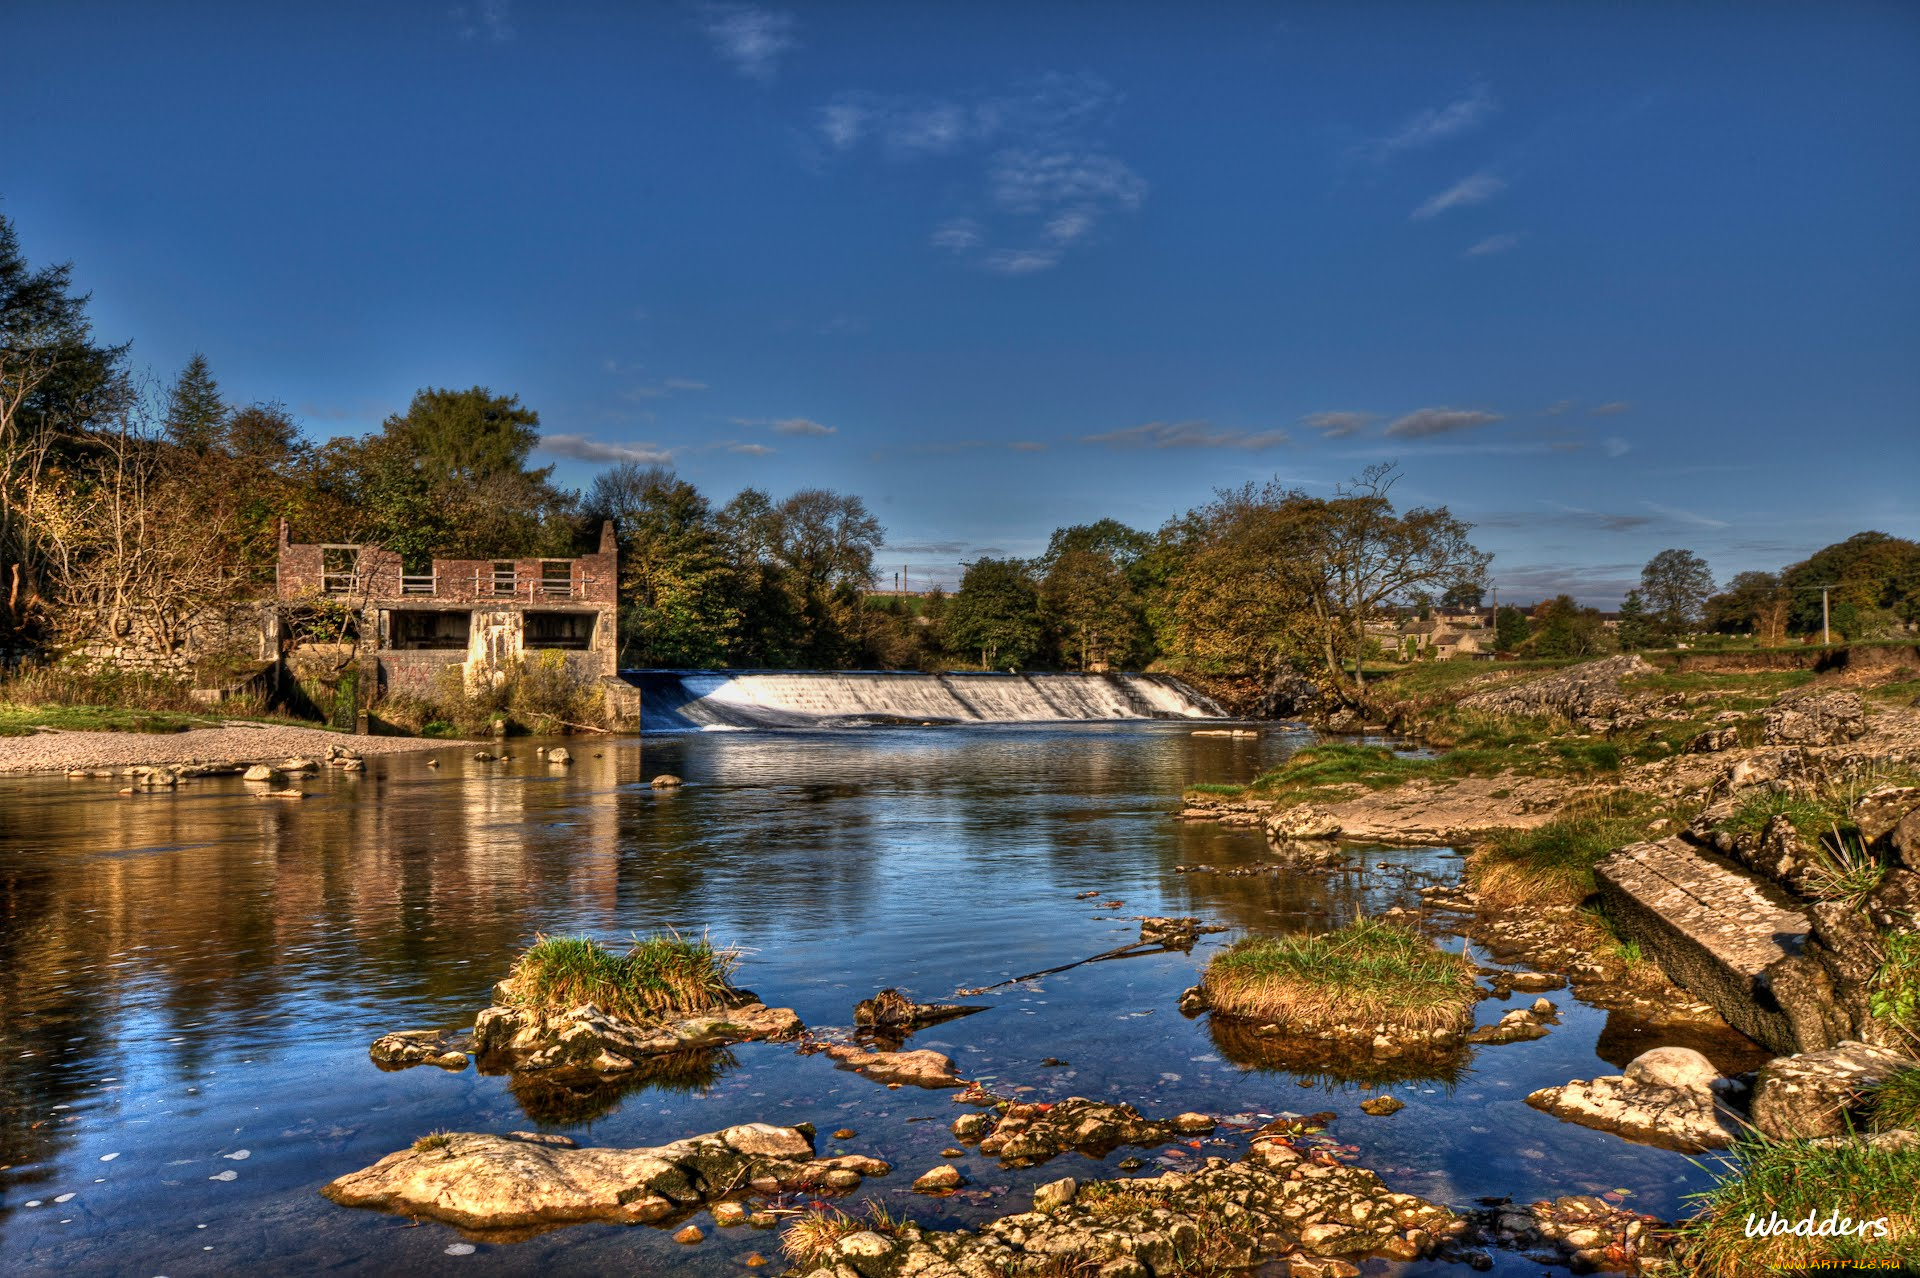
left=1138, top=916, right=1226, bottom=949
left=976, top=1097, right=1212, bottom=1168
left=1750, top=1041, right=1916, bottom=1140
left=1854, top=785, right=1920, bottom=847
left=650, top=774, right=683, bottom=788
left=1687, top=726, right=1741, bottom=753
left=1033, top=1176, right=1077, bottom=1212
left=369, top=1030, right=469, bottom=1072
left=321, top=1124, right=878, bottom=1231
left=1622, top=1046, right=1719, bottom=1093
left=912, top=1164, right=963, bottom=1193
left=1526, top=1069, right=1738, bottom=1152
left=242, top=764, right=278, bottom=782
left=472, top=992, right=803, bottom=1076
left=1457, top=654, right=1654, bottom=726
left=547, top=747, right=572, bottom=765
left=851, top=988, right=984, bottom=1032
left=1360, top=1095, right=1404, bottom=1116
left=1468, top=1009, right=1549, bottom=1045
left=1763, top=690, right=1867, bottom=746
left=1265, top=805, right=1341, bottom=841
left=820, top=1044, right=964, bottom=1088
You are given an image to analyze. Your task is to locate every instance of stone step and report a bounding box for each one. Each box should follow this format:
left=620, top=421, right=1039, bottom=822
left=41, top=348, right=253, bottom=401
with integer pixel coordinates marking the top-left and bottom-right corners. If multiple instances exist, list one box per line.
left=1594, top=837, right=1810, bottom=1055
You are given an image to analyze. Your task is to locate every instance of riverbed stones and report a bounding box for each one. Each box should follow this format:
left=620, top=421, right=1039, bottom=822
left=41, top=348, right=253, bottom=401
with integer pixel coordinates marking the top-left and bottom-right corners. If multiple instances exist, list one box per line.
left=320, top=1124, right=883, bottom=1232
left=471, top=980, right=803, bottom=1076
left=1468, top=1193, right=1673, bottom=1273
left=783, top=1136, right=1458, bottom=1277
left=369, top=1030, right=470, bottom=1072
left=970, top=1097, right=1213, bottom=1167
left=1138, top=916, right=1226, bottom=949
left=819, top=1044, right=964, bottom=1088
left=912, top=1164, right=963, bottom=1193
left=1467, top=1008, right=1549, bottom=1045
left=1525, top=1047, right=1738, bottom=1152
left=1749, top=1040, right=1915, bottom=1139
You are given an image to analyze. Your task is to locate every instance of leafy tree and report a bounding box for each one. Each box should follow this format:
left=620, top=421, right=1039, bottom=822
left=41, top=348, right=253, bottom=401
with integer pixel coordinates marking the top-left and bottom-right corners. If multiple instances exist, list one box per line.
left=1615, top=589, right=1653, bottom=651
left=1041, top=547, right=1142, bottom=670
left=1639, top=548, right=1714, bottom=642
left=1780, top=532, right=1920, bottom=637
left=162, top=353, right=225, bottom=453
left=1706, top=570, right=1790, bottom=644
left=1494, top=604, right=1531, bottom=653
left=946, top=557, right=1043, bottom=668
left=1439, top=581, right=1485, bottom=610
left=583, top=463, right=737, bottom=667
left=1528, top=595, right=1611, bottom=658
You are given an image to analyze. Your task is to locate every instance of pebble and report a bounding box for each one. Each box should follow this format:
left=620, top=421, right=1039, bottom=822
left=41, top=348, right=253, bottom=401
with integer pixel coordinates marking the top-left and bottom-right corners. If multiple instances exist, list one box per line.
left=742, top=1253, right=769, bottom=1268
left=209, top=1170, right=237, bottom=1181
left=445, top=1243, right=475, bottom=1256
left=100, top=1153, right=119, bottom=1162
left=223, top=1149, right=250, bottom=1160
left=673, top=1225, right=703, bottom=1244
left=832, top=1128, right=857, bottom=1140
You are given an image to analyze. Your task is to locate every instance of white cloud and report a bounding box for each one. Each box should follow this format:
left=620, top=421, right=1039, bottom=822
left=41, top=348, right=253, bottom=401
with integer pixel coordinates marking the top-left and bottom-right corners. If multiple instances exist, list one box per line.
left=1603, top=436, right=1632, bottom=458
left=989, top=149, right=1147, bottom=214
left=1300, top=410, right=1377, bottom=438
left=700, top=4, right=797, bottom=81
left=984, top=248, right=1060, bottom=276
left=1083, top=420, right=1291, bottom=451
left=1383, top=407, right=1502, bottom=438
left=453, top=0, right=514, bottom=42
left=1044, top=209, right=1096, bottom=245
left=1642, top=500, right=1728, bottom=529
left=729, top=442, right=775, bottom=456
left=931, top=219, right=985, bottom=253
left=1466, top=232, right=1523, bottom=257
left=540, top=434, right=673, bottom=464
left=1010, top=441, right=1047, bottom=453
left=662, top=377, right=709, bottom=392
left=1364, top=83, right=1497, bottom=161
left=1412, top=173, right=1505, bottom=220
left=733, top=416, right=837, bottom=436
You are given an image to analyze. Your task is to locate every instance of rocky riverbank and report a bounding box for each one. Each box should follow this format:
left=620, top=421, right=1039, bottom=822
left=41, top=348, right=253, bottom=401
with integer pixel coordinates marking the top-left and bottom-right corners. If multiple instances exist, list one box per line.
left=0, top=722, right=466, bottom=775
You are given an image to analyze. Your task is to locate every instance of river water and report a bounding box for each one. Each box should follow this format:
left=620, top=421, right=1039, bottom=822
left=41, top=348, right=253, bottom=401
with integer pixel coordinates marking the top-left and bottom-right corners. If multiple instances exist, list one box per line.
left=0, top=724, right=1744, bottom=1276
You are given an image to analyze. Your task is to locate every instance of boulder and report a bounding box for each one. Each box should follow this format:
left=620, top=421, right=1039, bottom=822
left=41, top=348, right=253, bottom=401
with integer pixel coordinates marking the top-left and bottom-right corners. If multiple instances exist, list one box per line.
left=370, top=1030, right=470, bottom=1072
left=650, top=774, right=683, bottom=789
left=912, top=1164, right=963, bottom=1193
left=1854, top=785, right=1920, bottom=847
left=1467, top=1008, right=1548, bottom=1045
left=1254, top=668, right=1322, bottom=720
left=1687, top=726, right=1741, bottom=754
left=1750, top=1041, right=1916, bottom=1140
left=1762, top=691, right=1867, bottom=746
left=548, top=747, right=572, bottom=765
left=820, top=1044, right=965, bottom=1088
left=1622, top=1046, right=1720, bottom=1093
left=1865, top=869, right=1920, bottom=930
left=321, top=1124, right=883, bottom=1231
left=1360, top=1095, right=1404, bottom=1116
left=1525, top=1067, right=1738, bottom=1152
left=1032, top=1176, right=1077, bottom=1212
left=1138, top=916, right=1226, bottom=949
left=1264, top=805, right=1342, bottom=841
left=242, top=764, right=278, bottom=782
left=472, top=994, right=803, bottom=1076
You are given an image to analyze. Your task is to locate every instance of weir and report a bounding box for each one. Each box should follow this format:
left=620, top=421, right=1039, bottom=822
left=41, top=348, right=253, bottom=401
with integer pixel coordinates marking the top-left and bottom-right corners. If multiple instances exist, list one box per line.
left=622, top=670, right=1227, bottom=731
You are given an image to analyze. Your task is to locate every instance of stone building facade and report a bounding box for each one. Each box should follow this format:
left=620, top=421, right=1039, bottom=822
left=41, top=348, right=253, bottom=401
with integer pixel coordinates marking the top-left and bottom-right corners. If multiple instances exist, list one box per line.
left=274, top=520, right=621, bottom=698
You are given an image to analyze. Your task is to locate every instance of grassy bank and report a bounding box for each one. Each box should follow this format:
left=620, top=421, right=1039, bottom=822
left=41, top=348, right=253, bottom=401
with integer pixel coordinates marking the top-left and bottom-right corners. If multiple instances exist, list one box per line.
left=1679, top=1133, right=1920, bottom=1277
left=502, top=933, right=742, bottom=1021
left=1200, top=919, right=1478, bottom=1033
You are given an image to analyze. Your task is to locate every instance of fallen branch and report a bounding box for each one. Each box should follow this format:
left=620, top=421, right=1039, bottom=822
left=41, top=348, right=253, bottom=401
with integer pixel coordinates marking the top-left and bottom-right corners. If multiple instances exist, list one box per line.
left=952, top=942, right=1176, bottom=997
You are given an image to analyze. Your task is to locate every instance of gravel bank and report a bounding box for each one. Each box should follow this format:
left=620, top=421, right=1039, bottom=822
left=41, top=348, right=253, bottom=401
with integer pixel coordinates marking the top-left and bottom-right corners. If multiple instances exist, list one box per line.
left=0, top=724, right=472, bottom=775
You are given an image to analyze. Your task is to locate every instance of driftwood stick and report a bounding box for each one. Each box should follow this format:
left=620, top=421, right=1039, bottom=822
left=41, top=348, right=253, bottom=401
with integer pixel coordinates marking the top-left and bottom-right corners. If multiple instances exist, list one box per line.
left=952, top=941, right=1172, bottom=997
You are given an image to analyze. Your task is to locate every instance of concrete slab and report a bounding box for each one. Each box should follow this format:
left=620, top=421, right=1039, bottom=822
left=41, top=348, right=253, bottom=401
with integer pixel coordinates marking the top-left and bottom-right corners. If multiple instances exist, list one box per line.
left=1594, top=837, right=1810, bottom=1054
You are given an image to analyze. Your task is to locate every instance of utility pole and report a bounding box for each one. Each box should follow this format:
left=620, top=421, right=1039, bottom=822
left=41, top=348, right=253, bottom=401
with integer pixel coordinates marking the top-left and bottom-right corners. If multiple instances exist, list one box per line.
left=1822, top=584, right=1832, bottom=646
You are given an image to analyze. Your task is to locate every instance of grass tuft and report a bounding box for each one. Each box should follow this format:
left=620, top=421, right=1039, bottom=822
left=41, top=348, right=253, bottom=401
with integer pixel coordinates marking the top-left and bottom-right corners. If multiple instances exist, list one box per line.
left=1200, top=919, right=1479, bottom=1035
left=505, top=931, right=742, bottom=1022
left=1871, top=1067, right=1920, bottom=1133
left=1870, top=931, right=1920, bottom=1034
left=781, top=1203, right=904, bottom=1267
left=411, top=1130, right=454, bottom=1152
left=1679, top=1132, right=1920, bottom=1277
left=1469, top=807, right=1653, bottom=911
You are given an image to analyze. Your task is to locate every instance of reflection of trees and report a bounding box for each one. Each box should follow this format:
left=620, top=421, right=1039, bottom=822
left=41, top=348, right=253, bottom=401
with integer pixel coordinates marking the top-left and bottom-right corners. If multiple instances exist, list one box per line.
left=493, top=1048, right=738, bottom=1124
left=1205, top=1016, right=1471, bottom=1089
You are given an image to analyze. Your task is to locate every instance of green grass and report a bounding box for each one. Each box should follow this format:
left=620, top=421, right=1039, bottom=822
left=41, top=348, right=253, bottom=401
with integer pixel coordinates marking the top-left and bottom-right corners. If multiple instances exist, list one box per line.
left=1870, top=931, right=1920, bottom=1034
left=1679, top=1132, right=1920, bottom=1277
left=1804, top=836, right=1889, bottom=906
left=411, top=1130, right=454, bottom=1152
left=0, top=702, right=321, bottom=737
left=1185, top=781, right=1247, bottom=796
left=1469, top=807, right=1656, bottom=910
left=504, top=932, right=742, bottom=1022
left=1871, top=1067, right=1920, bottom=1133
left=1200, top=919, right=1480, bottom=1034
left=1721, top=788, right=1850, bottom=842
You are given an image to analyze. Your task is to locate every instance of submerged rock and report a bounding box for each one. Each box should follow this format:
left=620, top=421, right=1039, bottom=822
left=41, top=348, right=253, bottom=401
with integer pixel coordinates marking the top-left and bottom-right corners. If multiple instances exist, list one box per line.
left=1138, top=916, right=1228, bottom=949
left=1525, top=1047, right=1739, bottom=1152
left=369, top=1030, right=470, bottom=1072
left=851, top=988, right=985, bottom=1032
left=1359, top=1095, right=1405, bottom=1116
left=1467, top=1008, right=1550, bottom=1045
left=1467, top=1193, right=1673, bottom=1273
left=321, top=1123, right=887, bottom=1233
left=966, top=1097, right=1213, bottom=1168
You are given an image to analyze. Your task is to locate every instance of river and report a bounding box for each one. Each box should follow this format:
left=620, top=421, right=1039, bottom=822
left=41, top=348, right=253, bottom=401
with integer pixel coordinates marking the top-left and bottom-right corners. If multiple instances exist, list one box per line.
left=0, top=723, right=1734, bottom=1275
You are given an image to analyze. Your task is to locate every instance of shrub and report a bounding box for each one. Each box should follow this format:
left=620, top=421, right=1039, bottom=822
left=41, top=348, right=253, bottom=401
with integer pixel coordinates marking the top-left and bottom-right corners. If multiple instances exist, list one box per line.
left=1200, top=919, right=1479, bottom=1035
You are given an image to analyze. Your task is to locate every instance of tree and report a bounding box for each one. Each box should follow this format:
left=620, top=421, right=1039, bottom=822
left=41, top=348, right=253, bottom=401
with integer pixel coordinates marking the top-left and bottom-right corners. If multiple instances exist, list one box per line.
left=583, top=463, right=738, bottom=667
left=1439, top=581, right=1485, bottom=611
left=1615, top=589, right=1653, bottom=651
left=1780, top=532, right=1920, bottom=638
left=1494, top=604, right=1530, bottom=653
left=1528, top=595, right=1611, bottom=658
left=1639, top=548, right=1714, bottom=643
left=1322, top=463, right=1490, bottom=688
left=1706, top=571, right=1791, bottom=645
left=1041, top=548, right=1142, bottom=670
left=945, top=558, right=1043, bottom=668
left=162, top=353, right=225, bottom=453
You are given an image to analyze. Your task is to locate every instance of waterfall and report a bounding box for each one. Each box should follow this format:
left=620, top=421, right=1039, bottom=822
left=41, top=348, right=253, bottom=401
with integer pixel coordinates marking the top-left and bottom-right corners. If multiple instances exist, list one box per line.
left=625, top=670, right=1227, bottom=731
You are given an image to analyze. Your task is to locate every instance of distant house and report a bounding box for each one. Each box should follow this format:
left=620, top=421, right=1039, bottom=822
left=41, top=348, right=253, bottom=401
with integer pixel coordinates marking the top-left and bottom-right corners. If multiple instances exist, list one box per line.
left=273, top=519, right=621, bottom=699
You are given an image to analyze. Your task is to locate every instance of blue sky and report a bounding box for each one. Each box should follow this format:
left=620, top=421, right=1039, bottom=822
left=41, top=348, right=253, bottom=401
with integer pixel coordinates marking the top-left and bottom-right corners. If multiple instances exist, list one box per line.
left=5, top=1, right=1917, bottom=601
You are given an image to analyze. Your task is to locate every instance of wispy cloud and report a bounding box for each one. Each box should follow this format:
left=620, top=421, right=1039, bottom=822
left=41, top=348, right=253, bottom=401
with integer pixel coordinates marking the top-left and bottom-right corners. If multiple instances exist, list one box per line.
left=1466, top=232, right=1523, bottom=257
left=1590, top=401, right=1632, bottom=416
left=1603, top=436, right=1632, bottom=458
left=453, top=0, right=514, bottom=42
left=1362, top=83, right=1496, bottom=162
left=1544, top=400, right=1574, bottom=416
left=731, top=416, right=836, bottom=436
left=1383, top=407, right=1502, bottom=438
left=1083, top=420, right=1290, bottom=451
left=1300, top=410, right=1377, bottom=438
left=1642, top=500, right=1728, bottom=529
left=729, top=442, right=775, bottom=456
left=1412, top=173, right=1505, bottom=220
left=699, top=4, right=797, bottom=81
left=816, top=73, right=1142, bottom=276
left=1010, top=441, right=1047, bottom=452
left=1480, top=506, right=1654, bottom=534
left=663, top=377, right=709, bottom=392
left=540, top=434, right=673, bottom=464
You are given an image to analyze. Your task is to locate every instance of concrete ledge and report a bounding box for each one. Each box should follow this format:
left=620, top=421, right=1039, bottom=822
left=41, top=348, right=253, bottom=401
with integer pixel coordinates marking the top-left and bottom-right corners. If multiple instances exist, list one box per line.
left=1594, top=837, right=1809, bottom=1054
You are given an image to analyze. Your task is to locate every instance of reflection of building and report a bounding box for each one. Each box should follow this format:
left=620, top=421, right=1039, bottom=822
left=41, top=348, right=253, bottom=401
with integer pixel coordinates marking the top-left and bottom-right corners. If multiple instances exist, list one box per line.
left=273, top=519, right=619, bottom=696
